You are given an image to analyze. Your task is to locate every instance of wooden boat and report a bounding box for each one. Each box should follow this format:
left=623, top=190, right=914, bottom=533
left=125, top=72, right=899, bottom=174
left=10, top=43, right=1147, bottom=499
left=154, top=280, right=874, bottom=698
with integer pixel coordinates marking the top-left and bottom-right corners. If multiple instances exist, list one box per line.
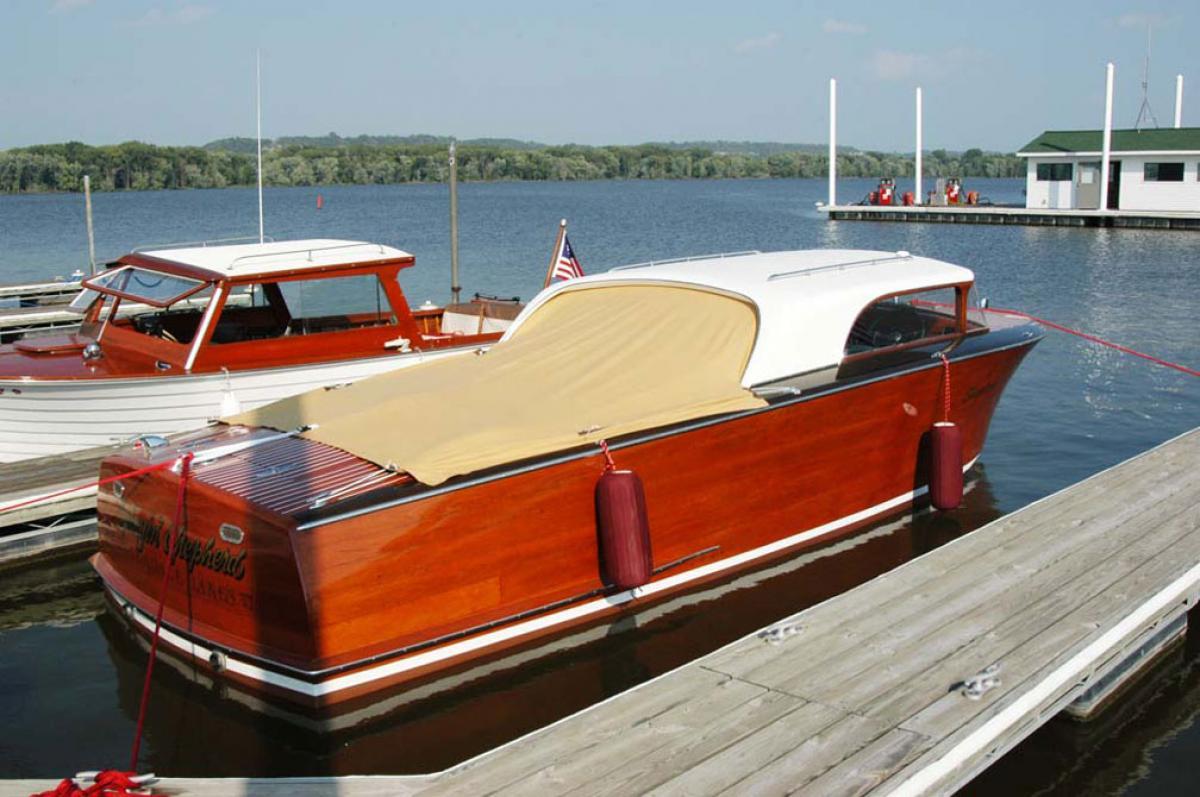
left=0, top=239, right=520, bottom=462
left=91, top=249, right=1042, bottom=713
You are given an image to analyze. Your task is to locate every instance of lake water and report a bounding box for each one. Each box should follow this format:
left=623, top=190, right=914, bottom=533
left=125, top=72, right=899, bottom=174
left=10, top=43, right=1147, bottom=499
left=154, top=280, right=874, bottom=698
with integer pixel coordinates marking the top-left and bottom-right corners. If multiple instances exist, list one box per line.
left=0, top=179, right=1198, bottom=791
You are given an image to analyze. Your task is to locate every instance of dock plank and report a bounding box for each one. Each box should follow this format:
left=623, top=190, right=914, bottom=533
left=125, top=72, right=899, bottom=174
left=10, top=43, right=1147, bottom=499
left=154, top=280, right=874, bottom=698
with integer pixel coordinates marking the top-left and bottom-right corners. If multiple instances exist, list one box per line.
left=769, top=472, right=1200, bottom=710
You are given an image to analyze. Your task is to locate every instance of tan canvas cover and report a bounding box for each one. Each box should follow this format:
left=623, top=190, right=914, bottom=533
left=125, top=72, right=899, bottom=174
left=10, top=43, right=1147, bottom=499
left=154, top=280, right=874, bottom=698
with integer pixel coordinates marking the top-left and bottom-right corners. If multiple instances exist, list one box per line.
left=228, top=283, right=766, bottom=485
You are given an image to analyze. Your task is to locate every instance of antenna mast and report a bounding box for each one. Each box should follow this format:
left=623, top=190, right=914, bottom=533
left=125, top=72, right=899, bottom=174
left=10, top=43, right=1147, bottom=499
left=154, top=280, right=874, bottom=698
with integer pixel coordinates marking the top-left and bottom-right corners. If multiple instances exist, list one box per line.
left=1134, top=24, right=1159, bottom=130
left=256, top=50, right=265, bottom=244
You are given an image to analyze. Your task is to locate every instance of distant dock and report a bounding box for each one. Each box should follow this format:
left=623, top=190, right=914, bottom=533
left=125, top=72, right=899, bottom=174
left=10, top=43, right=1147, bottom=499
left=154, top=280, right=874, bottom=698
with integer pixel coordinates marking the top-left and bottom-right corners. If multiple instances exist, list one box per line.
left=821, top=203, right=1200, bottom=231
left=6, top=428, right=1198, bottom=796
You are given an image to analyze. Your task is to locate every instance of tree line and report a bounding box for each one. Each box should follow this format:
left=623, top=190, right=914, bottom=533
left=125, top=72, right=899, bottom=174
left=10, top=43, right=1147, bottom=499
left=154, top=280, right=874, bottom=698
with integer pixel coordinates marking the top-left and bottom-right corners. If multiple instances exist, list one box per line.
left=0, top=141, right=1023, bottom=194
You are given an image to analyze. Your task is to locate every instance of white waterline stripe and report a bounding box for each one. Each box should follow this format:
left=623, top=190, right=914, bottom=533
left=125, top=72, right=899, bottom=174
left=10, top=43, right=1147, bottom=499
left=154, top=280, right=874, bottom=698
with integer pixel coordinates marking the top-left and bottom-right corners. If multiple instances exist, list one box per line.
left=115, top=458, right=975, bottom=698
left=885, top=563, right=1200, bottom=796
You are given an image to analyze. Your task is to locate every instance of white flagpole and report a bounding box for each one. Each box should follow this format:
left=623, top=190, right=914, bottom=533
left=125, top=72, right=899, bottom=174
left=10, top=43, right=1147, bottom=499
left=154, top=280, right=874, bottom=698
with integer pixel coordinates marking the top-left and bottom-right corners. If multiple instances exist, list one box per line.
left=256, top=50, right=264, bottom=244
left=543, top=219, right=566, bottom=288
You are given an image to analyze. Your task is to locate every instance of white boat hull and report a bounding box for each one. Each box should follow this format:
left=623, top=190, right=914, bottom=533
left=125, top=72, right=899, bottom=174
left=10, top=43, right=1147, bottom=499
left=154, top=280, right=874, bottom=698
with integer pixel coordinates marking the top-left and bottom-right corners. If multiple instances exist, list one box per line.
left=0, top=348, right=467, bottom=463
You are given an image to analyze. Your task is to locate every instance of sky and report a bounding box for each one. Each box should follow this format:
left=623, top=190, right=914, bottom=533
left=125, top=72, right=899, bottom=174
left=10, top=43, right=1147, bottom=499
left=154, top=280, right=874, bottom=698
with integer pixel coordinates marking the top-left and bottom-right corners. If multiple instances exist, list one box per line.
left=1, top=0, right=1196, bottom=152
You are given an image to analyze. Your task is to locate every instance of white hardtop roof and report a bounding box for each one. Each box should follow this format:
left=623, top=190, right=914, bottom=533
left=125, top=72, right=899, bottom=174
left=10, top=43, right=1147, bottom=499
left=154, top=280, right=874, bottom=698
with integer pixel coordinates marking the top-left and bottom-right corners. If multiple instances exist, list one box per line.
left=508, top=249, right=974, bottom=387
left=135, top=239, right=412, bottom=278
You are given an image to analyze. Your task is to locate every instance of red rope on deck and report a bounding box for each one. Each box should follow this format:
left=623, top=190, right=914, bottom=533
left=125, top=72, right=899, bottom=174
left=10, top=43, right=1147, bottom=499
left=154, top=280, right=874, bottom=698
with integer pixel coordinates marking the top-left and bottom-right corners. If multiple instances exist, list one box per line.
left=29, top=769, right=158, bottom=797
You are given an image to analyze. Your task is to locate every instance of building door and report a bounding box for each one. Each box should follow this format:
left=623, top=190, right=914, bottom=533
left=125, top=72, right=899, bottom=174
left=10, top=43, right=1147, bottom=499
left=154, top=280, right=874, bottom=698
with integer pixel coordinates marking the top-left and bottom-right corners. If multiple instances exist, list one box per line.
left=1077, top=162, right=1101, bottom=209
left=1107, top=160, right=1121, bottom=209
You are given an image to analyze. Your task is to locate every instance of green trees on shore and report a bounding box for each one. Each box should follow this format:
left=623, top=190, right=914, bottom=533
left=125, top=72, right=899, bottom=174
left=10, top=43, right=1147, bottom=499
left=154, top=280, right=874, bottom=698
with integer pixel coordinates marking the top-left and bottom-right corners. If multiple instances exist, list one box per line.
left=0, top=140, right=1023, bottom=194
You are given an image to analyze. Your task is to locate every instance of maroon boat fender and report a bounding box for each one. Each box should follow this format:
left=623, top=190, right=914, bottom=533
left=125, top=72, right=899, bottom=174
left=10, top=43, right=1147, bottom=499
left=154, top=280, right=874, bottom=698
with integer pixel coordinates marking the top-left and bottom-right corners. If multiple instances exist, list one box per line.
left=930, top=421, right=963, bottom=510
left=595, top=469, right=653, bottom=589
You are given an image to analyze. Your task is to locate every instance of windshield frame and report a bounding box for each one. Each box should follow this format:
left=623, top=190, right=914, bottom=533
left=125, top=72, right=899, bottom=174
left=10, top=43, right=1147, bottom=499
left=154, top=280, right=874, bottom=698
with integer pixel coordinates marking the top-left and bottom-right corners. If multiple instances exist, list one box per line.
left=81, top=265, right=212, bottom=308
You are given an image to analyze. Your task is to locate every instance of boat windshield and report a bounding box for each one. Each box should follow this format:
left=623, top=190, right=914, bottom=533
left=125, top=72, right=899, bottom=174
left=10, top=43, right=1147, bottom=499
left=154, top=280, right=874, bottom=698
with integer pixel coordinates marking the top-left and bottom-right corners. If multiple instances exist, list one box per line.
left=82, top=266, right=208, bottom=307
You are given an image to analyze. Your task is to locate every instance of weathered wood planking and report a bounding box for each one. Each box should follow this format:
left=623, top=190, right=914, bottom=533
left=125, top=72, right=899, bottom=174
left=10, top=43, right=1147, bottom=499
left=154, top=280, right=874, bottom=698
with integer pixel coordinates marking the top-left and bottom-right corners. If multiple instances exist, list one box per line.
left=0, top=445, right=118, bottom=530
left=3, top=428, right=1198, bottom=797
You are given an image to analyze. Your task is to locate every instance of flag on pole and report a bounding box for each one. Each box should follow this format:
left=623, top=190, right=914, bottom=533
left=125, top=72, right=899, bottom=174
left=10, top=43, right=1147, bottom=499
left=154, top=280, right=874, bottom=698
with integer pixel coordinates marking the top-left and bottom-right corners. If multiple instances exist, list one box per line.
left=543, top=219, right=584, bottom=287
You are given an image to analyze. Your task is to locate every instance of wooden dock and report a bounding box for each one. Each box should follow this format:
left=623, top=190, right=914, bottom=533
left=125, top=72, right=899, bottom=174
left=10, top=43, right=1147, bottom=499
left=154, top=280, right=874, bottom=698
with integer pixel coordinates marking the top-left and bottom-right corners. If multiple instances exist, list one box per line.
left=823, top=203, right=1200, bottom=230
left=3, top=429, right=1198, bottom=796
left=0, top=445, right=120, bottom=564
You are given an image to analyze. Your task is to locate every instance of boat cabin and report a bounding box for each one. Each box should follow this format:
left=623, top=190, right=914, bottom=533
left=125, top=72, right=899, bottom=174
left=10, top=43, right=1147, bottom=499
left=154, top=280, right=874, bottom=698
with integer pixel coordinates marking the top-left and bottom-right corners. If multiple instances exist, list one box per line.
left=56, top=239, right=516, bottom=376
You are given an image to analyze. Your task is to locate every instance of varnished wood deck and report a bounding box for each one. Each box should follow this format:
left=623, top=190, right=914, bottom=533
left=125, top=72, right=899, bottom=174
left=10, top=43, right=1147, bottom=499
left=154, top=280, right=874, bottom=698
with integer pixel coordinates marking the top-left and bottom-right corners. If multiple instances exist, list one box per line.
left=4, top=428, right=1198, bottom=796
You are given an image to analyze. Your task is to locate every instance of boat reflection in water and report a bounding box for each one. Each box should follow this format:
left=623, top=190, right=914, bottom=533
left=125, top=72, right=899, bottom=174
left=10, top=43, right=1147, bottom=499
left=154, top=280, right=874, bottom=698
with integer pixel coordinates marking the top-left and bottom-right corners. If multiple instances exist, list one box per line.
left=91, top=248, right=1040, bottom=726
left=93, top=465, right=1002, bottom=776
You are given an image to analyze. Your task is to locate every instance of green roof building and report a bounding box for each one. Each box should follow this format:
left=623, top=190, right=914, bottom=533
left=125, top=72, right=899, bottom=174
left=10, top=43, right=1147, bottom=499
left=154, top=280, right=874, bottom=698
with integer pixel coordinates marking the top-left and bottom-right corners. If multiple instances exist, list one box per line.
left=1015, top=127, right=1200, bottom=212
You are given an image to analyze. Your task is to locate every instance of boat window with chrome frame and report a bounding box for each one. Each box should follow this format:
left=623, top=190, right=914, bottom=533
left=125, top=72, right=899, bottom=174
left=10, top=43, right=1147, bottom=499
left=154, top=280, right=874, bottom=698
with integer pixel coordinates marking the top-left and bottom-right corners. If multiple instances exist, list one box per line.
left=844, top=287, right=962, bottom=356
left=209, top=274, right=396, bottom=344
left=838, top=285, right=970, bottom=380
left=82, top=266, right=207, bottom=307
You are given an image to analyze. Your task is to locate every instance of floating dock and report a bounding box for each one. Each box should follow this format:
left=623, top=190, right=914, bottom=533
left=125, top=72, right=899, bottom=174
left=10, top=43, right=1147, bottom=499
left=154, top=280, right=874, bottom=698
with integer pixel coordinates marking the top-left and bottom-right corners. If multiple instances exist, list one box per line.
left=4, top=429, right=1198, bottom=796
left=0, top=277, right=84, bottom=343
left=0, top=445, right=119, bottom=564
left=822, top=204, right=1200, bottom=230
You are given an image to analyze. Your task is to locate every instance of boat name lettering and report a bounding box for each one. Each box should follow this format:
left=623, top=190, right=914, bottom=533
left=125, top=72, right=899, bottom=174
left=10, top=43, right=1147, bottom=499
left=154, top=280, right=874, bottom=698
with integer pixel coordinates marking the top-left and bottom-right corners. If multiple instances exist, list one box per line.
left=119, top=515, right=247, bottom=580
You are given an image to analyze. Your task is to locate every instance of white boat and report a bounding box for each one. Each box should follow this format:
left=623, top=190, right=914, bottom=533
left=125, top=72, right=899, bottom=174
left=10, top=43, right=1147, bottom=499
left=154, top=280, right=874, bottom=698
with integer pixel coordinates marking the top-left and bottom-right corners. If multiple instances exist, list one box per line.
left=0, top=239, right=520, bottom=463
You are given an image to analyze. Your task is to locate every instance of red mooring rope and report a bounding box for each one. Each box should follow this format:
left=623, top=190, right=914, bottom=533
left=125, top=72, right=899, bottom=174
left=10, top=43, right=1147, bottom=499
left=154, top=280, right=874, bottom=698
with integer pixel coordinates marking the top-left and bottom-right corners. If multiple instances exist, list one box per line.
left=987, top=306, right=1199, bottom=378
left=1, top=459, right=176, bottom=515
left=128, top=451, right=192, bottom=771
left=19, top=454, right=192, bottom=797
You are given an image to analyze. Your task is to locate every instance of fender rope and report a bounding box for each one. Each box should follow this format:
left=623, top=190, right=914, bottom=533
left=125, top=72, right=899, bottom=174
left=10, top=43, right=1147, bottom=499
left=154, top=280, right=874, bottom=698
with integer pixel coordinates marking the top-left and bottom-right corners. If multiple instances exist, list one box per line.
left=597, top=439, right=616, bottom=472
left=938, top=352, right=952, bottom=422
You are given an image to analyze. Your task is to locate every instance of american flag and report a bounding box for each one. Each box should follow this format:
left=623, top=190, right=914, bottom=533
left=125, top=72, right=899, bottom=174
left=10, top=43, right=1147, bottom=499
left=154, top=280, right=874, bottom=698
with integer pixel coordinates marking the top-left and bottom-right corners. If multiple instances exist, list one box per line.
left=550, top=234, right=584, bottom=283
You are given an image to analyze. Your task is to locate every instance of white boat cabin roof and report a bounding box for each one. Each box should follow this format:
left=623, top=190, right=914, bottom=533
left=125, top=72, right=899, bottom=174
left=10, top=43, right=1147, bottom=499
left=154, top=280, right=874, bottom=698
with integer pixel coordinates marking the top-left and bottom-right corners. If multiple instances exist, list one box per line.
left=134, top=239, right=412, bottom=279
left=511, top=249, right=974, bottom=387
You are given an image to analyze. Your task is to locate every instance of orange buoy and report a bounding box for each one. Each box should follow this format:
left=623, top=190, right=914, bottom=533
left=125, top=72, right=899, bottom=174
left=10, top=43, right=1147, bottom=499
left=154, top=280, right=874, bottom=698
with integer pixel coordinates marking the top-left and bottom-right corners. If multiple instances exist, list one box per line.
left=930, top=421, right=963, bottom=510
left=595, top=449, right=652, bottom=590
left=316, top=194, right=324, bottom=209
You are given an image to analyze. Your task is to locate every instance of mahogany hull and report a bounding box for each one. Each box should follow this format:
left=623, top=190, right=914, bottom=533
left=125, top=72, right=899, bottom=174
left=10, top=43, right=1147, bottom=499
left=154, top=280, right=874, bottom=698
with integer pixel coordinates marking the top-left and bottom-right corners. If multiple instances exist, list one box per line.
left=92, top=334, right=1037, bottom=711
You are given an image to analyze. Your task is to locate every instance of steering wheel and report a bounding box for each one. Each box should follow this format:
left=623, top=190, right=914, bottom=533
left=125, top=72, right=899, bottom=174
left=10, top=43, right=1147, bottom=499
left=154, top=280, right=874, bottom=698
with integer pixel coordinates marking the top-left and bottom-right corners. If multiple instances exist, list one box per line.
left=134, top=314, right=178, bottom=343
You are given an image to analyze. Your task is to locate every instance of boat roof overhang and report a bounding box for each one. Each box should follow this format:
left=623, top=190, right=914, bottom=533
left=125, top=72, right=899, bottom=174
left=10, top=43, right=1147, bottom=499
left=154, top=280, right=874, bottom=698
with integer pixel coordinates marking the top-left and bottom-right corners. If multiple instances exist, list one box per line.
left=115, top=239, right=416, bottom=284
left=507, top=249, right=975, bottom=387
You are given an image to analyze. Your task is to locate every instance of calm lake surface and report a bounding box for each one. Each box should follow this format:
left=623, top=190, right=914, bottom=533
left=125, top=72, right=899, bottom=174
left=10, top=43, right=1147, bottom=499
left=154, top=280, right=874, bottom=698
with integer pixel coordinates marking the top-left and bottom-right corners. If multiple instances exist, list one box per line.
left=1, top=178, right=1198, bottom=791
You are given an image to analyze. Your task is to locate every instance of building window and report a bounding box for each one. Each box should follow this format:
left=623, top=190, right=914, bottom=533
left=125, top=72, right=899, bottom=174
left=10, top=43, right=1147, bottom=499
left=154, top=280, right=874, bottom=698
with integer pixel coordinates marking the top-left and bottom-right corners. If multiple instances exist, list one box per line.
left=1036, top=163, right=1073, bottom=181
left=1143, top=162, right=1184, bottom=181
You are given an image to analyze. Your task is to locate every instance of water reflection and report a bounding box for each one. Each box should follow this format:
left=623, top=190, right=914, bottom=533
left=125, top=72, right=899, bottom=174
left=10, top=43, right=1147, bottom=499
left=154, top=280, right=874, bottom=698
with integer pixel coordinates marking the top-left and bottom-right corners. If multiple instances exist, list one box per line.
left=971, top=627, right=1200, bottom=796
left=14, top=468, right=1001, bottom=778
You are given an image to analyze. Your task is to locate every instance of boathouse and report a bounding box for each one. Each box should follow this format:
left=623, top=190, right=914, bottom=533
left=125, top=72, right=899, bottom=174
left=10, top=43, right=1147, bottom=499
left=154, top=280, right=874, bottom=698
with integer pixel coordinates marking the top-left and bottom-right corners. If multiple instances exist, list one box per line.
left=1017, top=127, right=1200, bottom=211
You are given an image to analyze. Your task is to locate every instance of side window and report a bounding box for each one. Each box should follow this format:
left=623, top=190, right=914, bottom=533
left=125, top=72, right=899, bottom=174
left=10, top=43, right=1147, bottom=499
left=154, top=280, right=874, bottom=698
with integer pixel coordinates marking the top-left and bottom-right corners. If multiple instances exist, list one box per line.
left=209, top=274, right=395, bottom=344
left=1144, top=162, right=1184, bottom=182
left=1036, top=163, right=1073, bottom=181
left=845, top=287, right=960, bottom=356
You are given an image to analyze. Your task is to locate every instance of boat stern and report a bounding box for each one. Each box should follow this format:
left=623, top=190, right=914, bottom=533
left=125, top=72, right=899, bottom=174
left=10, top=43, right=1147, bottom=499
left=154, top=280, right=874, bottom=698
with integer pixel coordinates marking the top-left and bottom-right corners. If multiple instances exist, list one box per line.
left=91, top=430, right=319, bottom=679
